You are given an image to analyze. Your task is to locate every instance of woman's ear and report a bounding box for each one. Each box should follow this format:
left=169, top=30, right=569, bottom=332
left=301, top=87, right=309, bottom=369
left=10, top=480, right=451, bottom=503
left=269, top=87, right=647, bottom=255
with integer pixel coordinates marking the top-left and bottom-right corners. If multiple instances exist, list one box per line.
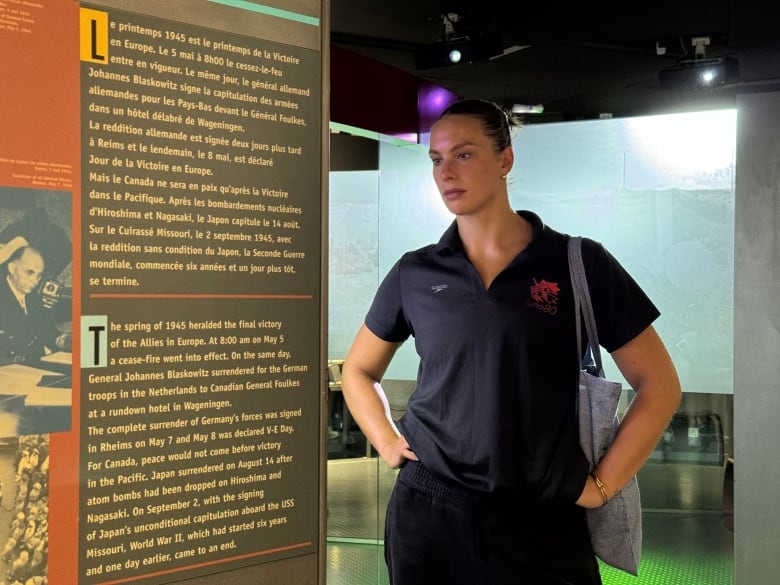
left=501, top=146, right=514, bottom=176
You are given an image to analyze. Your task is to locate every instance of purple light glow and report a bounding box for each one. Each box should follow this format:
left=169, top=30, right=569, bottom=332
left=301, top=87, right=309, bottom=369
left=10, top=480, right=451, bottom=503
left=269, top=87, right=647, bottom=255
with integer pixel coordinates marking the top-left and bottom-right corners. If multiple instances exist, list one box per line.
left=418, top=82, right=460, bottom=134
left=389, top=133, right=419, bottom=144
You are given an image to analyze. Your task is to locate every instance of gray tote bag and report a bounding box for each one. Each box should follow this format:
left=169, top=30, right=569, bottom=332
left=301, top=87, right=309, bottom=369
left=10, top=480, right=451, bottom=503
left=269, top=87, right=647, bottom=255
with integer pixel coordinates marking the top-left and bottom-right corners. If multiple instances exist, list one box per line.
left=568, top=236, right=642, bottom=576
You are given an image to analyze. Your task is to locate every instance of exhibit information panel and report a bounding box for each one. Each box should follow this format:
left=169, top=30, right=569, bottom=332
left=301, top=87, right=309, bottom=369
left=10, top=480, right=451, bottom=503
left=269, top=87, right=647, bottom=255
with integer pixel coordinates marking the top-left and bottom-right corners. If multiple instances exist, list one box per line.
left=0, top=1, right=325, bottom=584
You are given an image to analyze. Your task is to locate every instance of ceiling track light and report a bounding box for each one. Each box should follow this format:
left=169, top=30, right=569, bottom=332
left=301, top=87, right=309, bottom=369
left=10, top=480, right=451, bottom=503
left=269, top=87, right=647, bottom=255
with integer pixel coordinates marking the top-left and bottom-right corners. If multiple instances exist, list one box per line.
left=659, top=55, right=739, bottom=89
left=413, top=12, right=506, bottom=70
left=414, top=32, right=505, bottom=70
left=657, top=34, right=739, bottom=90
left=511, top=104, right=544, bottom=115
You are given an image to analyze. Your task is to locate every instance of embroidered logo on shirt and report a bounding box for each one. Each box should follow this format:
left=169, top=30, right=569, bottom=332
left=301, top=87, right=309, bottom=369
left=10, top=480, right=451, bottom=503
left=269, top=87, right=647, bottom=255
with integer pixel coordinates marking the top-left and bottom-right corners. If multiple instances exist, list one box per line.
left=431, top=284, right=448, bottom=294
left=527, top=278, right=560, bottom=315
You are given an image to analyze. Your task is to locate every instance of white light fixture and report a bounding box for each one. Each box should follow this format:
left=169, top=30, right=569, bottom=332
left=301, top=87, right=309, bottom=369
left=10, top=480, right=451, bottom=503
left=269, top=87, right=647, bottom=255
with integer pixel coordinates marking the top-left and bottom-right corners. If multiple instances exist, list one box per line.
left=511, top=103, right=544, bottom=115
left=659, top=56, right=739, bottom=89
left=448, top=49, right=462, bottom=64
left=699, top=69, right=717, bottom=85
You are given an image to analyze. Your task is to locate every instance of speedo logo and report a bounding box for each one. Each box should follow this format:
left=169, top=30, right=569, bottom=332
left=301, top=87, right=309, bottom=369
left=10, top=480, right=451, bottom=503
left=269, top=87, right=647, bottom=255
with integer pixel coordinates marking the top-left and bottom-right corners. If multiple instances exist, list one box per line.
left=526, top=278, right=560, bottom=315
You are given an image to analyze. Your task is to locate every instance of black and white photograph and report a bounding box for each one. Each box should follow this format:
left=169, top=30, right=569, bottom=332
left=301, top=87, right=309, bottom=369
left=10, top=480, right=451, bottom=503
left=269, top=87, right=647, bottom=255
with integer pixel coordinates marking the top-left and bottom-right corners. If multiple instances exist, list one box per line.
left=0, top=189, right=72, bottom=438
left=0, top=434, right=49, bottom=585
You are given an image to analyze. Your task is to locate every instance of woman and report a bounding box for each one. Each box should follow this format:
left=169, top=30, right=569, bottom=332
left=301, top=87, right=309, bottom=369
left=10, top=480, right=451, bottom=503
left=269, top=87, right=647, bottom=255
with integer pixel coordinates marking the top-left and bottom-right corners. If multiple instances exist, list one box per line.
left=341, top=99, right=681, bottom=584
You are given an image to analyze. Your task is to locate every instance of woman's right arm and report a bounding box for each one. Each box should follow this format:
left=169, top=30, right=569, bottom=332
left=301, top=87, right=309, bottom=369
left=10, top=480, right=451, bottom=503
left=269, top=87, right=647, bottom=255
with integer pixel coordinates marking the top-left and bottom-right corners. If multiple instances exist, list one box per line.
left=341, top=324, right=418, bottom=468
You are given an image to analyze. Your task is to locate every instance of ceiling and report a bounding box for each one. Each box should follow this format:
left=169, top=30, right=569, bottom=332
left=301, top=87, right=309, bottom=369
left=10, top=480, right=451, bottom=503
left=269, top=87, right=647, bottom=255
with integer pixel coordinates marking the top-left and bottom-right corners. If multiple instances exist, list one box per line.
left=330, top=0, right=780, bottom=123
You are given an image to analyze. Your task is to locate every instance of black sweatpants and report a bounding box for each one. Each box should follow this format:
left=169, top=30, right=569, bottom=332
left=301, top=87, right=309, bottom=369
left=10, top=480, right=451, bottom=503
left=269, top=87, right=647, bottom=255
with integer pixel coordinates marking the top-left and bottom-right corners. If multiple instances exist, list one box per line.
left=384, top=461, right=603, bottom=585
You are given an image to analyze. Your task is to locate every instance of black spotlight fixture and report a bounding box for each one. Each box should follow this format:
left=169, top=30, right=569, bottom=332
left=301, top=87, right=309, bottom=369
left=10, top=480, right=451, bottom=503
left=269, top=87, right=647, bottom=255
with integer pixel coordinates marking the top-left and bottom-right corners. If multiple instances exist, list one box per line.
left=414, top=12, right=504, bottom=70
left=659, top=55, right=739, bottom=89
left=658, top=36, right=739, bottom=89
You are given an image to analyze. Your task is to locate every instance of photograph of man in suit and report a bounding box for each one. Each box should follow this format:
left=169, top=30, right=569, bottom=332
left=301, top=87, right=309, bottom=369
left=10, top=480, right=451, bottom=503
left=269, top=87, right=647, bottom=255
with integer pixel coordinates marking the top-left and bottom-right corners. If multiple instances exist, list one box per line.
left=0, top=240, right=71, bottom=366
left=0, top=196, right=73, bottom=437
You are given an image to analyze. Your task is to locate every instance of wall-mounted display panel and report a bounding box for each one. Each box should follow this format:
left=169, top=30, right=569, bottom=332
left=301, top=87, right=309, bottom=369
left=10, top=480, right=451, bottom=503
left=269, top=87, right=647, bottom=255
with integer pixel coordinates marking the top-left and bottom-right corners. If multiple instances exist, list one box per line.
left=1, top=1, right=327, bottom=584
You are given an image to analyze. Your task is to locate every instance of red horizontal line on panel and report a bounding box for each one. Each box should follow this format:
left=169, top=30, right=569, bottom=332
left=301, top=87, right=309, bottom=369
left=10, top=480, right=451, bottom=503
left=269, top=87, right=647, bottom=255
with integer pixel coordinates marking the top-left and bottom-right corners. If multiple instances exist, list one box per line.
left=89, top=293, right=314, bottom=299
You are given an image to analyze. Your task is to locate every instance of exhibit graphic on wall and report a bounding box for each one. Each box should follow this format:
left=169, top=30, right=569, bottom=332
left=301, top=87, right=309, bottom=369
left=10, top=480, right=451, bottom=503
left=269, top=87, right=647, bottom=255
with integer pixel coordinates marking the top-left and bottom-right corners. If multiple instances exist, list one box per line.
left=1, top=1, right=325, bottom=583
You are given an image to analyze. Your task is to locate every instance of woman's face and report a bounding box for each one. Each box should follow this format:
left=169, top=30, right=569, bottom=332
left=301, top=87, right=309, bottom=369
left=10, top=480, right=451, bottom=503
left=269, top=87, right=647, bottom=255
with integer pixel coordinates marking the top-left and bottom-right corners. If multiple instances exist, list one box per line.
left=428, top=114, right=512, bottom=216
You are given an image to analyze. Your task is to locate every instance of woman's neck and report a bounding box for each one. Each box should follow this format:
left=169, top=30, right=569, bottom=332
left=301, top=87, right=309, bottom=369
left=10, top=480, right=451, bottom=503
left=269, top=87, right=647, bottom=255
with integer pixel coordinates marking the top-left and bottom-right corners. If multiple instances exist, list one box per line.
left=456, top=208, right=533, bottom=288
left=457, top=207, right=531, bottom=255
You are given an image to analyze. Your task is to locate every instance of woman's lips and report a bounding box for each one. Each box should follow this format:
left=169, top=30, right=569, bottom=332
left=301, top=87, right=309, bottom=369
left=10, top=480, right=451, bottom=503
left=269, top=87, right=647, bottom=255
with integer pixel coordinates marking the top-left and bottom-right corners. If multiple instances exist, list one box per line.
left=443, top=189, right=464, bottom=200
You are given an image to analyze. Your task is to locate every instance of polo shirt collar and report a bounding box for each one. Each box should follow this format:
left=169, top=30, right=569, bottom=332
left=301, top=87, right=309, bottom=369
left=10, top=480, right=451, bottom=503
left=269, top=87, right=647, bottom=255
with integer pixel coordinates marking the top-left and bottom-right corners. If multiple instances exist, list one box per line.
left=433, top=210, right=546, bottom=255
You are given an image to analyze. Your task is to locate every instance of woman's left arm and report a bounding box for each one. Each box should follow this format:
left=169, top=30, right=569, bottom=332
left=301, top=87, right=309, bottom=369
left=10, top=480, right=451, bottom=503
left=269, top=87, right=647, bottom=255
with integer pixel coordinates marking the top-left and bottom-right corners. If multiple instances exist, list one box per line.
left=579, top=324, right=681, bottom=507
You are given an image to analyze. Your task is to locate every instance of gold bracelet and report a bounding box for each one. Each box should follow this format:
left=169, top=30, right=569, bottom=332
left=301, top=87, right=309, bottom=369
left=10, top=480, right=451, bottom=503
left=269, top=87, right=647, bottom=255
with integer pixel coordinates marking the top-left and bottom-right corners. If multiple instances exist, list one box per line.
left=589, top=472, right=609, bottom=505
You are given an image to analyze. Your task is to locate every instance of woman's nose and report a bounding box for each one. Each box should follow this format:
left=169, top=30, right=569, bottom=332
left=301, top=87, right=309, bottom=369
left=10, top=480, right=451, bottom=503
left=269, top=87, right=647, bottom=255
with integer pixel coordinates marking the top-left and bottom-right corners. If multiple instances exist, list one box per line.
left=437, top=159, right=454, bottom=179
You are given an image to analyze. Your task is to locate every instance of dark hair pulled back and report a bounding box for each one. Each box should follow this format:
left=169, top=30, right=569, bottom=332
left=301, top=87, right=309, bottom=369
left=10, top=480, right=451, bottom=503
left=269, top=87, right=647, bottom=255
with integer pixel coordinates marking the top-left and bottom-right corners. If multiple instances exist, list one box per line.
left=436, top=99, right=519, bottom=152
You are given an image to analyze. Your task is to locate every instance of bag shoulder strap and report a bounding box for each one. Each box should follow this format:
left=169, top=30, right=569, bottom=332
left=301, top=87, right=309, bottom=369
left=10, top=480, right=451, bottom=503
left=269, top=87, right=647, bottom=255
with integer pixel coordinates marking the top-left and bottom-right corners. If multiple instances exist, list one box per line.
left=568, top=236, right=605, bottom=376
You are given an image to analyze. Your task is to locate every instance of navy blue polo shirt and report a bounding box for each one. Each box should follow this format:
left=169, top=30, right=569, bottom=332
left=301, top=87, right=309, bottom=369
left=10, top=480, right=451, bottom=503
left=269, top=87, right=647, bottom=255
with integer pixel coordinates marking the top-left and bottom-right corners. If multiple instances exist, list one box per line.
left=365, top=211, right=659, bottom=502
